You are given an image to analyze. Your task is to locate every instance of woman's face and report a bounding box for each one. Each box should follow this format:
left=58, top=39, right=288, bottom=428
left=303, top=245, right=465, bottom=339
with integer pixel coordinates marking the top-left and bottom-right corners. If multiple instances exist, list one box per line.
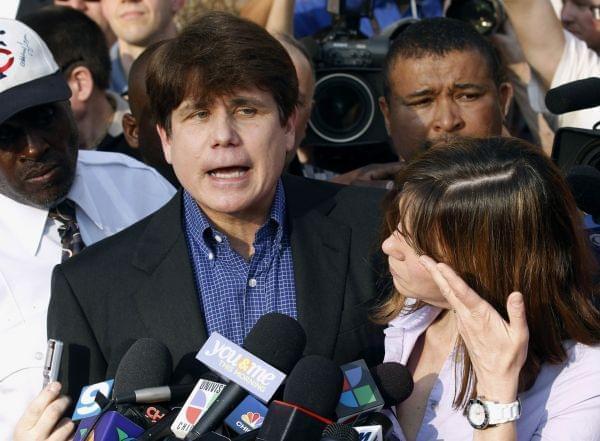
left=381, top=225, right=450, bottom=309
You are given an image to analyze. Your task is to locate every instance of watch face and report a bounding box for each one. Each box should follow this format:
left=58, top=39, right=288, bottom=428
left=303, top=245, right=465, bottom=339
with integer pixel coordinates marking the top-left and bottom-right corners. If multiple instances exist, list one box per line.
left=467, top=400, right=488, bottom=429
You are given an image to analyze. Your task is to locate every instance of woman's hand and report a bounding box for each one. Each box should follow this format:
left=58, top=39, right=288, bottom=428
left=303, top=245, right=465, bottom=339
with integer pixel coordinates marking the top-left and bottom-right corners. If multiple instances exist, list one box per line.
left=13, top=382, right=75, bottom=441
left=419, top=255, right=529, bottom=403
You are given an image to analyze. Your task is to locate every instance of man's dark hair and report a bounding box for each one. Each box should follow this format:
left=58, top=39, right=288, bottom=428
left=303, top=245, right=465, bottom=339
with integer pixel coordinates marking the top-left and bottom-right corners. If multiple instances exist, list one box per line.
left=22, top=6, right=110, bottom=90
left=147, top=11, right=299, bottom=136
left=382, top=18, right=506, bottom=102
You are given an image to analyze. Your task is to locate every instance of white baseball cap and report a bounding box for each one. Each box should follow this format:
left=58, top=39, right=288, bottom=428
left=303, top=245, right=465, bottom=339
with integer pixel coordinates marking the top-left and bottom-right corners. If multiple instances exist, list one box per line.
left=0, top=17, right=71, bottom=123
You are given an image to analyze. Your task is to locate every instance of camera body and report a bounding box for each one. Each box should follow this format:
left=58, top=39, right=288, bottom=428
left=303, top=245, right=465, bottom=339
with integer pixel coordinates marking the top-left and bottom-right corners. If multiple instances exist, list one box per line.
left=552, top=127, right=600, bottom=173
left=303, top=27, right=390, bottom=149
left=304, top=35, right=389, bottom=148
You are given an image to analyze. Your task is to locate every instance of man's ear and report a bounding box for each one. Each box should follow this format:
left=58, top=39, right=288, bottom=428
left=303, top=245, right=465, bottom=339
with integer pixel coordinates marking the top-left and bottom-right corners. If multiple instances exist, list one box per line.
left=122, top=113, right=139, bottom=148
left=378, top=96, right=392, bottom=136
left=499, top=82, right=514, bottom=117
left=157, top=124, right=173, bottom=164
left=67, top=66, right=94, bottom=103
left=283, top=108, right=298, bottom=153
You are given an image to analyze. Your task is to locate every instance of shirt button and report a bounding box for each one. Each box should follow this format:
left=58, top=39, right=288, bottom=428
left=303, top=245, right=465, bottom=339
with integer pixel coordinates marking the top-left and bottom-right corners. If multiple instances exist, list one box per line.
left=214, top=235, right=222, bottom=243
left=34, top=352, right=43, bottom=360
left=248, top=278, right=257, bottom=288
left=208, top=252, right=214, bottom=260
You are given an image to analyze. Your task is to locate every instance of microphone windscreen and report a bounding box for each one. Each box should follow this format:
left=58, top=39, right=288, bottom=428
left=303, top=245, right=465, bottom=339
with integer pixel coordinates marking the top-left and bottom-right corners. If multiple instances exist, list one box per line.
left=282, top=355, right=343, bottom=419
left=322, top=423, right=359, bottom=441
left=105, top=338, right=138, bottom=379
left=112, top=338, right=173, bottom=398
left=243, top=312, right=306, bottom=374
left=370, top=362, right=414, bottom=407
left=567, top=165, right=600, bottom=220
left=545, top=78, right=600, bottom=115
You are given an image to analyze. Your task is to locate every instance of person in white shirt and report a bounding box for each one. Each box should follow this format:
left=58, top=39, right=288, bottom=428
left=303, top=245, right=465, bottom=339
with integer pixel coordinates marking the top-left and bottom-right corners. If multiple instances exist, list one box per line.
left=0, top=18, right=175, bottom=440
left=503, top=0, right=600, bottom=129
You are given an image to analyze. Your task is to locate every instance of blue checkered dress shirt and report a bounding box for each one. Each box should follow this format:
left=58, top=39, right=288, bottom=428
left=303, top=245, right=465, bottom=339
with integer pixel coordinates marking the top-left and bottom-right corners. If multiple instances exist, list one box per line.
left=183, top=181, right=297, bottom=345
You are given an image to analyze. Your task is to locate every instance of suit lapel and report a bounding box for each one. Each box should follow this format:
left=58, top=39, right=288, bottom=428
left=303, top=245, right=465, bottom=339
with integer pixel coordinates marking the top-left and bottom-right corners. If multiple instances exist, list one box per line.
left=284, top=176, right=351, bottom=359
left=131, top=193, right=208, bottom=355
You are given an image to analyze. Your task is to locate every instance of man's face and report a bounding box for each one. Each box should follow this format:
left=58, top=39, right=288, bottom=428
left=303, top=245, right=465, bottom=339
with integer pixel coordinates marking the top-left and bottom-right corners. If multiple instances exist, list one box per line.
left=561, top=0, right=600, bottom=51
left=158, top=88, right=295, bottom=221
left=0, top=102, right=78, bottom=208
left=101, top=0, right=180, bottom=46
left=379, top=50, right=512, bottom=161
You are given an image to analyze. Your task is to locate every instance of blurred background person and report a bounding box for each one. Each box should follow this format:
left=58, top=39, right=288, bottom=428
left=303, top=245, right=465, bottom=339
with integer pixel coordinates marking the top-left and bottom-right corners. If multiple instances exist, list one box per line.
left=54, top=0, right=116, bottom=45
left=101, top=0, right=185, bottom=95
left=23, top=6, right=141, bottom=159
left=377, top=137, right=600, bottom=440
left=379, top=18, right=513, bottom=162
left=122, top=40, right=179, bottom=185
left=503, top=0, right=600, bottom=129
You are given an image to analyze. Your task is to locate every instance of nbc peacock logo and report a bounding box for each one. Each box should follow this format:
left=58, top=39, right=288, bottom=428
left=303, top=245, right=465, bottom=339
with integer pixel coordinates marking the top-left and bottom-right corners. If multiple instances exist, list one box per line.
left=240, top=411, right=264, bottom=429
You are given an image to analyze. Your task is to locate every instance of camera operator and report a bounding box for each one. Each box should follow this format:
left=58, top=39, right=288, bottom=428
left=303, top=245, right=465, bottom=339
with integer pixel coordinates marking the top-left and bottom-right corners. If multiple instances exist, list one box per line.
left=503, top=0, right=600, bottom=129
left=378, top=18, right=513, bottom=162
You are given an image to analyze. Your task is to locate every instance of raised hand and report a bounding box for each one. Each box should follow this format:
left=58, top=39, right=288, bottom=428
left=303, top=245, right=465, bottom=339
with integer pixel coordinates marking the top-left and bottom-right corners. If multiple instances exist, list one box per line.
left=419, top=255, right=529, bottom=403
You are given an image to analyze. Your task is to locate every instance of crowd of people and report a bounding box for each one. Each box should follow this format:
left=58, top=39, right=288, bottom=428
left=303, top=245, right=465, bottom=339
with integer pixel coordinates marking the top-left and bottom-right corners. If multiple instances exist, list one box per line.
left=0, top=0, right=599, bottom=440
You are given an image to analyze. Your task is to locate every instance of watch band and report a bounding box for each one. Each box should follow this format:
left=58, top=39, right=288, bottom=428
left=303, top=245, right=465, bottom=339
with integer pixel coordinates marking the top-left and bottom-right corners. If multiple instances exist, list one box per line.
left=467, top=397, right=521, bottom=429
left=485, top=398, right=521, bottom=425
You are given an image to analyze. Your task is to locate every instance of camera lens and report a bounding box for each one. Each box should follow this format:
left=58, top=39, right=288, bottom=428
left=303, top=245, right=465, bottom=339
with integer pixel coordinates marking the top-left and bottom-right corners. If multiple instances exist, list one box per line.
left=446, top=0, right=505, bottom=35
left=309, top=73, right=375, bottom=144
left=575, top=138, right=600, bottom=170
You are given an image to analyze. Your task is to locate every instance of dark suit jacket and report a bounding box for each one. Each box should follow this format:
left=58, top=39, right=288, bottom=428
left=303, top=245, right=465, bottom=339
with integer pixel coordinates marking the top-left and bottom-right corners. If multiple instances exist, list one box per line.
left=48, top=175, right=387, bottom=400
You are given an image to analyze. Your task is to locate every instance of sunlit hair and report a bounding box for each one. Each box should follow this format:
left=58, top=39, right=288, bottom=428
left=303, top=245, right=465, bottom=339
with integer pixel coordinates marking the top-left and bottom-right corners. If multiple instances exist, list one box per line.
left=374, top=137, right=600, bottom=408
left=146, top=11, right=298, bottom=137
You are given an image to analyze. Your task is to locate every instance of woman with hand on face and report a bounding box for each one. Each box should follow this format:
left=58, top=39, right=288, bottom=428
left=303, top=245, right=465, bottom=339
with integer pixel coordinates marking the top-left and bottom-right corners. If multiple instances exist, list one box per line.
left=376, top=137, right=600, bottom=441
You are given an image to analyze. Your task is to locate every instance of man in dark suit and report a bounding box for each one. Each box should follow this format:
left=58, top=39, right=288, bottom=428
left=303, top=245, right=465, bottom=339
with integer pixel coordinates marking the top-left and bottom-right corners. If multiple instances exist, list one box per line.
left=47, top=11, right=386, bottom=400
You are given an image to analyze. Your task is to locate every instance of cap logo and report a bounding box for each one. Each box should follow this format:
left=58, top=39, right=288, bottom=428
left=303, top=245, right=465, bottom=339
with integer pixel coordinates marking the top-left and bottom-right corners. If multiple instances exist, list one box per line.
left=0, top=30, right=15, bottom=79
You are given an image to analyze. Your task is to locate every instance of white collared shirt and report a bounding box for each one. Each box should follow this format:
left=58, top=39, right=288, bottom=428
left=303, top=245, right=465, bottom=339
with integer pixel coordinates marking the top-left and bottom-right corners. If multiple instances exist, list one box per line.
left=0, top=150, right=175, bottom=439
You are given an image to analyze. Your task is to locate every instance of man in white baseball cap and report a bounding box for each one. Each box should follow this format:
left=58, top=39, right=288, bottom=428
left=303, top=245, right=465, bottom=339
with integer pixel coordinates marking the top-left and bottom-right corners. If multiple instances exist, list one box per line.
left=0, top=17, right=175, bottom=440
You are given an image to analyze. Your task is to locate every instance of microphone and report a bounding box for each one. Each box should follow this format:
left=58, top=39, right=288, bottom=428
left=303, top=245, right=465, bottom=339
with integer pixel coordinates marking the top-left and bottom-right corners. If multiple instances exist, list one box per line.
left=74, top=338, right=175, bottom=440
left=322, top=423, right=359, bottom=441
left=545, top=77, right=600, bottom=115
left=185, top=313, right=307, bottom=440
left=351, top=362, right=414, bottom=440
left=369, top=362, right=414, bottom=408
left=170, top=377, right=227, bottom=439
left=224, top=395, right=269, bottom=435
left=111, top=338, right=173, bottom=399
left=115, top=383, right=196, bottom=404
left=336, top=360, right=385, bottom=423
left=353, top=416, right=388, bottom=441
left=256, top=354, right=344, bottom=441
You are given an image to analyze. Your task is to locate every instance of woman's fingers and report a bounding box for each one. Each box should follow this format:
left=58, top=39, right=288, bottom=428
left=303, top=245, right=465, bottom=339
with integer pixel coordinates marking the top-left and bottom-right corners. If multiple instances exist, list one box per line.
left=419, top=255, right=482, bottom=314
left=506, top=291, right=529, bottom=341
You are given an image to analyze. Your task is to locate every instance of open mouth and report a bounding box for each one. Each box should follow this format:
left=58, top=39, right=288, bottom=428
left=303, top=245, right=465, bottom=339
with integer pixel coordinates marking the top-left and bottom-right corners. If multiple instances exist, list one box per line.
left=208, top=166, right=250, bottom=179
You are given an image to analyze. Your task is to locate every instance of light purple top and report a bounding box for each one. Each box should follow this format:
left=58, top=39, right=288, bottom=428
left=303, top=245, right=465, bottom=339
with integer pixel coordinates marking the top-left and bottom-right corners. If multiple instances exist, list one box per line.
left=383, top=305, right=600, bottom=441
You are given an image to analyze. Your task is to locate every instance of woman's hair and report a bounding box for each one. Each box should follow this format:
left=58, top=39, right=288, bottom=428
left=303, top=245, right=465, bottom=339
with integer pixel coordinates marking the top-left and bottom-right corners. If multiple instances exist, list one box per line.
left=374, top=137, right=600, bottom=407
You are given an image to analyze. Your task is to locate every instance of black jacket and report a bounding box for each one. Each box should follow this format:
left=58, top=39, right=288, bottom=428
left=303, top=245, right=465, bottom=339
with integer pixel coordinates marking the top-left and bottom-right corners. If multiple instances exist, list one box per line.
left=48, top=175, right=387, bottom=400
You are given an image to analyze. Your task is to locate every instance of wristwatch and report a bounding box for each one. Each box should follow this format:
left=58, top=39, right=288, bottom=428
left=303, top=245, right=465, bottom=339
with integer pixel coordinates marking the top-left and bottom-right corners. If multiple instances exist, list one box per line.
left=465, top=397, right=521, bottom=429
